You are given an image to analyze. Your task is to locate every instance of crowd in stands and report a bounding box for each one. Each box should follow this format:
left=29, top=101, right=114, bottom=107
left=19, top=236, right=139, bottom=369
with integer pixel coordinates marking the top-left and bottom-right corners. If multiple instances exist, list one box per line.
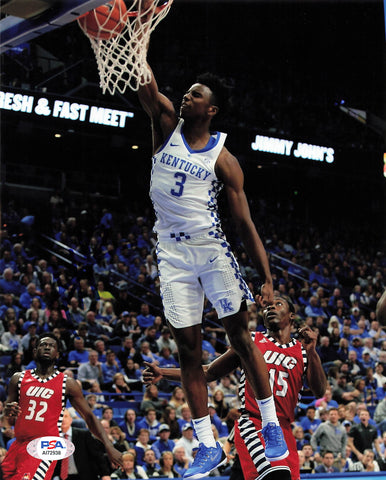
left=0, top=189, right=385, bottom=478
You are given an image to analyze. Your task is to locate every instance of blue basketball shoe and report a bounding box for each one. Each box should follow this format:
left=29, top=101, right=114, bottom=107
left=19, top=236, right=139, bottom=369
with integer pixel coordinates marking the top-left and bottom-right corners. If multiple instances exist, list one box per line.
left=183, top=442, right=226, bottom=479
left=261, top=422, right=289, bottom=461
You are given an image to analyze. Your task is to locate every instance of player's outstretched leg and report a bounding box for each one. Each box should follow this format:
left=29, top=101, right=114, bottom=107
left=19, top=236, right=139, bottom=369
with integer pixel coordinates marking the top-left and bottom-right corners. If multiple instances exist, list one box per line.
left=183, top=442, right=227, bottom=480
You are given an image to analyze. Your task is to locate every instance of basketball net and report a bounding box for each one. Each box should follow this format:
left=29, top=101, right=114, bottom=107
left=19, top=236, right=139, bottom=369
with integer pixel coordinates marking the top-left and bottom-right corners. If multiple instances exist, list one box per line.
left=78, top=0, right=173, bottom=95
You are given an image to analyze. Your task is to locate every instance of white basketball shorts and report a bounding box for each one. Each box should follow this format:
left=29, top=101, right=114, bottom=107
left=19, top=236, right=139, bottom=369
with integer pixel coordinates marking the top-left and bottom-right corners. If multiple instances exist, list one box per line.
left=156, top=232, right=254, bottom=328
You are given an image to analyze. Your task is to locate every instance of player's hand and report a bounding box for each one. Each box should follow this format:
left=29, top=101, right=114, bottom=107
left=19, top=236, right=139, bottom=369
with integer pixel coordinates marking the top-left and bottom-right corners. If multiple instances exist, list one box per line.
left=4, top=401, right=21, bottom=419
left=106, top=446, right=123, bottom=468
left=297, top=326, right=318, bottom=351
left=143, top=361, right=163, bottom=384
left=259, top=283, right=274, bottom=306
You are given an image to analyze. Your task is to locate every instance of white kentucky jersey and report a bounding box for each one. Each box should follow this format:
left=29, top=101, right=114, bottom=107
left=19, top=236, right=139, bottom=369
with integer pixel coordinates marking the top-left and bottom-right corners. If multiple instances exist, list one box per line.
left=150, top=118, right=227, bottom=240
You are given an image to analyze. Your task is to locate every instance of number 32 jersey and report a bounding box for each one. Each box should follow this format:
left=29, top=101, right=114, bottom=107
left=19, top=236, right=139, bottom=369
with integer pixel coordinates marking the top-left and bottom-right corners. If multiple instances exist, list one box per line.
left=240, top=332, right=307, bottom=425
left=15, top=369, right=67, bottom=442
left=150, top=118, right=227, bottom=240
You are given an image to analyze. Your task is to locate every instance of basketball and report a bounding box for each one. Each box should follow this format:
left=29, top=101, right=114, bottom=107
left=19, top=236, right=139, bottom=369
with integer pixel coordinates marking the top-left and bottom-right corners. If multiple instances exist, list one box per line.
left=77, top=0, right=127, bottom=40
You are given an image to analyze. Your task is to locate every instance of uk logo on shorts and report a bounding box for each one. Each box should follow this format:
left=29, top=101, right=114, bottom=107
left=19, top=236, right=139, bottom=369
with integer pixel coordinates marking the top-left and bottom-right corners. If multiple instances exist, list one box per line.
left=219, top=298, right=234, bottom=313
left=27, top=436, right=75, bottom=460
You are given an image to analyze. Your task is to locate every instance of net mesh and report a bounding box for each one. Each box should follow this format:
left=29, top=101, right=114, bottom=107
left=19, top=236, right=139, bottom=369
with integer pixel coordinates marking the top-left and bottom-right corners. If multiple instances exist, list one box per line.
left=78, top=0, right=173, bottom=95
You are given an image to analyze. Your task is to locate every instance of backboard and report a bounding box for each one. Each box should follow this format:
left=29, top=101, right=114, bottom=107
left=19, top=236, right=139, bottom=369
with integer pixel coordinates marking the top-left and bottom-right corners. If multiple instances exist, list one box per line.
left=0, top=0, right=106, bottom=54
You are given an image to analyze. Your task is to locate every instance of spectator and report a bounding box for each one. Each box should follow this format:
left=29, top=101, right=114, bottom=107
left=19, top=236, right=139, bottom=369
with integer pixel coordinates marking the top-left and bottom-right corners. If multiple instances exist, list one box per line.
left=134, top=341, right=162, bottom=368
left=0, top=269, right=23, bottom=297
left=314, top=451, right=340, bottom=473
left=111, top=425, right=130, bottom=453
left=168, top=386, right=185, bottom=416
left=137, top=408, right=161, bottom=442
left=94, top=338, right=107, bottom=362
left=156, top=326, right=178, bottom=355
left=142, top=448, right=161, bottom=477
left=301, top=443, right=316, bottom=473
left=349, top=448, right=380, bottom=472
left=122, top=357, right=143, bottom=391
left=1, top=320, right=22, bottom=353
left=101, top=406, right=119, bottom=428
left=332, top=374, right=360, bottom=405
left=347, top=409, right=381, bottom=461
left=77, top=349, right=103, bottom=388
left=305, top=296, right=327, bottom=319
left=117, top=335, right=138, bottom=364
left=106, top=372, right=132, bottom=401
left=175, top=424, right=199, bottom=463
left=119, top=408, right=141, bottom=446
left=172, top=445, right=190, bottom=477
left=374, top=397, right=386, bottom=433
left=293, top=425, right=307, bottom=450
left=177, top=403, right=193, bottom=433
left=19, top=283, right=44, bottom=310
left=300, top=406, right=321, bottom=439
left=101, top=349, right=122, bottom=385
left=136, top=325, right=160, bottom=353
left=310, top=407, right=347, bottom=462
left=85, top=310, right=111, bottom=343
left=20, top=322, right=38, bottom=351
left=374, top=362, right=386, bottom=388
left=158, top=450, right=180, bottom=478
left=111, top=451, right=148, bottom=479
left=66, top=296, right=86, bottom=326
left=159, top=346, right=180, bottom=369
left=5, top=351, right=25, bottom=379
left=0, top=294, right=21, bottom=322
left=67, top=336, right=90, bottom=366
left=208, top=403, right=228, bottom=438
left=136, top=303, right=155, bottom=330
left=151, top=424, right=175, bottom=460
left=160, top=406, right=181, bottom=440
left=134, top=429, right=152, bottom=466
left=211, top=389, right=230, bottom=421
left=113, top=311, right=134, bottom=338
left=298, top=449, right=313, bottom=474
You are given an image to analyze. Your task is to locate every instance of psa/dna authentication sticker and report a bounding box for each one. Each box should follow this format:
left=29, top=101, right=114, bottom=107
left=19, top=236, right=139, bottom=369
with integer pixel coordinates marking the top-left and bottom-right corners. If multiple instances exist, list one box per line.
left=27, top=436, right=75, bottom=460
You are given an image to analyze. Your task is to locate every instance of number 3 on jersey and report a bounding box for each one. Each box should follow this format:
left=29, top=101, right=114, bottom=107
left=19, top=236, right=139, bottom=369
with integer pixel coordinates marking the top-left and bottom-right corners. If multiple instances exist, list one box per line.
left=171, top=172, right=186, bottom=197
left=25, top=399, right=47, bottom=422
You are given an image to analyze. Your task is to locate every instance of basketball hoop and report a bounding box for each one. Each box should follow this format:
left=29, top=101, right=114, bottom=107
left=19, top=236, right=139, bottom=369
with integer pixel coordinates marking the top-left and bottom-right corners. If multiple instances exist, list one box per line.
left=77, top=0, right=173, bottom=95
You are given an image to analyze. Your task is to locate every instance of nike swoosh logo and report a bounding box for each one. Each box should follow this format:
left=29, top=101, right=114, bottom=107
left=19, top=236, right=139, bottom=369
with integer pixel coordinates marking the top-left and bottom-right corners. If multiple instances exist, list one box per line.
left=170, top=143, right=179, bottom=147
left=260, top=399, right=271, bottom=405
left=209, top=256, right=218, bottom=263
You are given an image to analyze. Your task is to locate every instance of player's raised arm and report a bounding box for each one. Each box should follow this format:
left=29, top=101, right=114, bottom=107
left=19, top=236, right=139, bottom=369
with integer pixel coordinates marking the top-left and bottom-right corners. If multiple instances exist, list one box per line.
left=216, top=149, right=273, bottom=305
left=136, top=1, right=177, bottom=151
left=298, top=326, right=327, bottom=398
left=143, top=349, right=240, bottom=384
left=66, top=376, right=123, bottom=468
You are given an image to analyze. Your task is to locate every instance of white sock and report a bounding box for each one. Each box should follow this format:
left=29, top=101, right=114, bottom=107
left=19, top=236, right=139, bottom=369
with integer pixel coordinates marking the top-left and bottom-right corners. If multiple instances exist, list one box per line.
left=192, top=415, right=216, bottom=448
left=256, top=396, right=279, bottom=427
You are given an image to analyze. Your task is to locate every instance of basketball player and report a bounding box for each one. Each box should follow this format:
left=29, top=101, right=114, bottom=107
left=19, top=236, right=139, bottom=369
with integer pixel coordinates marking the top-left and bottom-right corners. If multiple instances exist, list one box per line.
left=143, top=295, right=326, bottom=480
left=1, top=333, right=123, bottom=480
left=137, top=28, right=287, bottom=480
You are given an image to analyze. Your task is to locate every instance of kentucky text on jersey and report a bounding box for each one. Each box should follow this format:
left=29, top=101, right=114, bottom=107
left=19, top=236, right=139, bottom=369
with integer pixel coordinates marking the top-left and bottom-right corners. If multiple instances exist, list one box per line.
left=156, top=152, right=211, bottom=180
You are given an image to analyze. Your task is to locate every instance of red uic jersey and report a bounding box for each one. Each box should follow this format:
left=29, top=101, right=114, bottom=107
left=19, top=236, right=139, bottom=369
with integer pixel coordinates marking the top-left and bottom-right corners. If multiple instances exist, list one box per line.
left=15, top=370, right=67, bottom=442
left=239, top=332, right=307, bottom=425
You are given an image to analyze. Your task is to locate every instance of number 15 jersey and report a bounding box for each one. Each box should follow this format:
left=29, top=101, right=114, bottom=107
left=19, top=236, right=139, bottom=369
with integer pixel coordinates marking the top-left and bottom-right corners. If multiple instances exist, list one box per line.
left=239, top=332, right=307, bottom=425
left=150, top=118, right=227, bottom=240
left=15, top=369, right=67, bottom=442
